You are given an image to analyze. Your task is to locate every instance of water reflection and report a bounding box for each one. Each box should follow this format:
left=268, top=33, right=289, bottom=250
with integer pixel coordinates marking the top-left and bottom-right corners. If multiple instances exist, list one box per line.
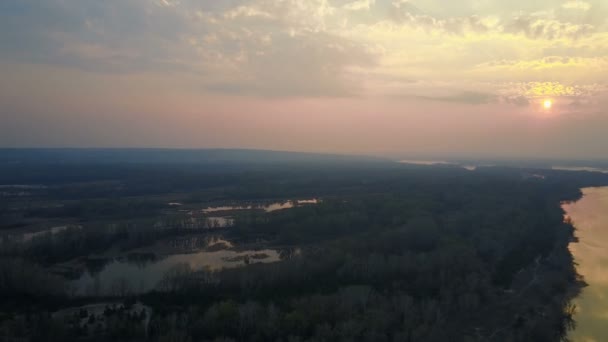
left=205, top=217, right=234, bottom=228
left=21, top=225, right=82, bottom=242
left=168, top=235, right=234, bottom=252
left=398, top=160, right=489, bottom=171
left=155, top=217, right=235, bottom=229
left=70, top=236, right=283, bottom=296
left=553, top=166, right=608, bottom=174
left=399, top=160, right=453, bottom=166
left=564, top=187, right=608, bottom=341
left=202, top=199, right=319, bottom=214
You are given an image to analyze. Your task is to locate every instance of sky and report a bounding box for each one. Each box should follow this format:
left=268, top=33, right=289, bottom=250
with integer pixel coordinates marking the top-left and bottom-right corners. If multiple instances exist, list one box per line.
left=1, top=0, right=607, bottom=159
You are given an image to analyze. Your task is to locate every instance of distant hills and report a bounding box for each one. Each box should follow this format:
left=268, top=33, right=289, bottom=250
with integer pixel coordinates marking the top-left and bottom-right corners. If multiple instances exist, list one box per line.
left=0, top=148, right=390, bottom=165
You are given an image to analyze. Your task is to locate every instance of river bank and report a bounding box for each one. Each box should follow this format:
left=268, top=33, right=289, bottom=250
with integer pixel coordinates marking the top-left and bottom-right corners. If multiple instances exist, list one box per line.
left=563, top=187, right=608, bottom=341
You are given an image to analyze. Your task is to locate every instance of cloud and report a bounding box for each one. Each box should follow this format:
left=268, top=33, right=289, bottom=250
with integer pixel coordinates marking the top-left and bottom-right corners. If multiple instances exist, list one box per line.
left=389, top=2, right=494, bottom=35
left=503, top=95, right=531, bottom=107
left=190, top=1, right=375, bottom=97
left=494, top=81, right=608, bottom=111
left=157, top=0, right=180, bottom=8
left=203, top=31, right=375, bottom=97
left=0, top=0, right=376, bottom=97
left=505, top=15, right=595, bottom=40
left=562, top=0, right=592, bottom=11
left=477, top=56, right=608, bottom=70
left=473, top=57, right=608, bottom=85
left=519, top=81, right=603, bottom=98
left=223, top=5, right=275, bottom=19
left=0, top=0, right=190, bottom=72
left=0, top=0, right=607, bottom=102
left=343, top=0, right=375, bottom=11
left=388, top=1, right=601, bottom=40
left=398, top=14, right=493, bottom=35
left=401, top=91, right=498, bottom=105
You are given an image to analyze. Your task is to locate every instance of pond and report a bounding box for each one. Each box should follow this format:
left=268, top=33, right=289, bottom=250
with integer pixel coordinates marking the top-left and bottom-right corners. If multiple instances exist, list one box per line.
left=68, top=235, right=285, bottom=296
left=563, top=187, right=608, bottom=341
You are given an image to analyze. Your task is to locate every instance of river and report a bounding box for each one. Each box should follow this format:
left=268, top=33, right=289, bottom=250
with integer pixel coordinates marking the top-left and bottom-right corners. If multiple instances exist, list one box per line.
left=563, top=187, right=608, bottom=341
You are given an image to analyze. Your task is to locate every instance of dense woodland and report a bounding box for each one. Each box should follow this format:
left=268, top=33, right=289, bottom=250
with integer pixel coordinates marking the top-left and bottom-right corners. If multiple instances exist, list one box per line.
left=1, top=151, right=607, bottom=341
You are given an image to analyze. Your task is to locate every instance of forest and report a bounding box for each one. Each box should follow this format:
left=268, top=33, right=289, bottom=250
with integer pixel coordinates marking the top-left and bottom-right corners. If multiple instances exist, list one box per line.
left=1, top=151, right=607, bottom=341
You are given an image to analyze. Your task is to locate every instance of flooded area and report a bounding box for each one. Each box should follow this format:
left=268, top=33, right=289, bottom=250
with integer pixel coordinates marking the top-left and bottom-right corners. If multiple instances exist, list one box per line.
left=203, top=216, right=234, bottom=228
left=22, top=225, right=82, bottom=241
left=563, top=187, right=608, bottom=341
left=1, top=197, right=317, bottom=296
left=553, top=166, right=608, bottom=174
left=1, top=224, right=83, bottom=243
left=67, top=235, right=284, bottom=296
left=398, top=160, right=490, bottom=171
left=399, top=160, right=453, bottom=166
left=202, top=199, right=319, bottom=214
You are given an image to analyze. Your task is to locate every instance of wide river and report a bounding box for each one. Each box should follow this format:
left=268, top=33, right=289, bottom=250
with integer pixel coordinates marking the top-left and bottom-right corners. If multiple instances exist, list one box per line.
left=563, top=187, right=608, bottom=341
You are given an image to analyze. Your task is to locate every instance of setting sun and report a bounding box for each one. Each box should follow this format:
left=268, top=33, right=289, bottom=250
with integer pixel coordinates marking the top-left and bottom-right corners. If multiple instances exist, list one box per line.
left=543, top=99, right=553, bottom=110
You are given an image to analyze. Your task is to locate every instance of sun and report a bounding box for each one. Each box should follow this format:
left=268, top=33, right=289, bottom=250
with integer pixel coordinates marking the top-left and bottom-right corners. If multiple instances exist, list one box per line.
left=543, top=99, right=553, bottom=110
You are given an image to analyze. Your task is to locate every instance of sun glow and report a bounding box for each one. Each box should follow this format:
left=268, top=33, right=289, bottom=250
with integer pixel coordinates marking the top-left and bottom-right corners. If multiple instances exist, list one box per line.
left=543, top=99, right=553, bottom=110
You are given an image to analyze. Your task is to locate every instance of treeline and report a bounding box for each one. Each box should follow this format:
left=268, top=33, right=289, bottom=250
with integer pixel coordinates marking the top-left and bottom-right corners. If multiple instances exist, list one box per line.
left=0, top=162, right=600, bottom=341
left=113, top=177, right=583, bottom=340
left=0, top=217, right=229, bottom=265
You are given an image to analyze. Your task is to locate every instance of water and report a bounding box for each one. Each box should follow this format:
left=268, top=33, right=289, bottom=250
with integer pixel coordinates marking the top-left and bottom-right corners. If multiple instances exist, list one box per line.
left=69, top=236, right=282, bottom=296
left=153, top=217, right=235, bottom=229
left=553, top=166, right=608, bottom=174
left=204, top=217, right=234, bottom=228
left=398, top=160, right=488, bottom=171
left=202, top=199, right=319, bottom=214
left=399, top=159, right=453, bottom=166
left=21, top=225, right=82, bottom=242
left=563, top=187, right=608, bottom=341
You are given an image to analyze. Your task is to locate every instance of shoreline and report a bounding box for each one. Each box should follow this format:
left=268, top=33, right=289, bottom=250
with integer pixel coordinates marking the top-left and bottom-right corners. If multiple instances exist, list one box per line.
left=560, top=186, right=608, bottom=340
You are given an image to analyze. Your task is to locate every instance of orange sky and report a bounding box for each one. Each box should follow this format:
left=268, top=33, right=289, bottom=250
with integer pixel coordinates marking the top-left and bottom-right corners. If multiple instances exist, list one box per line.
left=1, top=0, right=607, bottom=159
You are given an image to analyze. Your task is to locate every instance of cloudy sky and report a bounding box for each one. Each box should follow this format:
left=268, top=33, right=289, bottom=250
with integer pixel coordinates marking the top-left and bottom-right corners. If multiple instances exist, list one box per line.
left=1, top=0, right=607, bottom=159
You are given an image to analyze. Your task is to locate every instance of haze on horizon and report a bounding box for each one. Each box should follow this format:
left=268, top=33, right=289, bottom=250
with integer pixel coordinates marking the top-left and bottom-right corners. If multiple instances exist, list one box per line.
left=1, top=0, right=607, bottom=160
